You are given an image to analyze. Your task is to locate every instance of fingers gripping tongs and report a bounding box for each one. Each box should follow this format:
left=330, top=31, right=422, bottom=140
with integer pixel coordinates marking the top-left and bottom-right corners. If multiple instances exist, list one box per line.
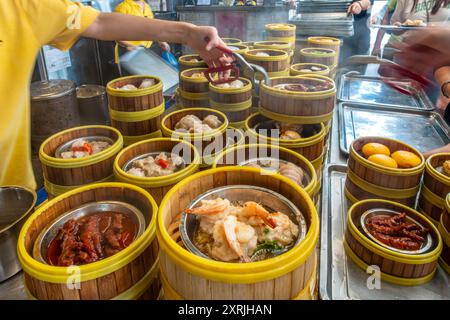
left=203, top=45, right=271, bottom=95
left=342, top=55, right=432, bottom=96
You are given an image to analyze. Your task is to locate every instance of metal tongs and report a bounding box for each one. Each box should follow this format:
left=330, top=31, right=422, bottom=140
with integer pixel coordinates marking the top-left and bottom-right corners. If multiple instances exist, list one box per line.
left=203, top=44, right=271, bottom=94
left=342, top=55, right=432, bottom=95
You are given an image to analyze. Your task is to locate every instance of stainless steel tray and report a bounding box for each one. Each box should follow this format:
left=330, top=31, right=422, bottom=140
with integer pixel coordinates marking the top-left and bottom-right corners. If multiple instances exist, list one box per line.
left=339, top=102, right=450, bottom=155
left=319, top=164, right=450, bottom=300
left=338, top=73, right=434, bottom=110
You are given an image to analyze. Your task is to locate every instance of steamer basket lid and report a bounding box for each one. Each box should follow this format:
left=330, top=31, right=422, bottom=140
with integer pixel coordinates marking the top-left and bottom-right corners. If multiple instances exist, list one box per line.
left=76, top=84, right=106, bottom=99
left=31, top=80, right=76, bottom=101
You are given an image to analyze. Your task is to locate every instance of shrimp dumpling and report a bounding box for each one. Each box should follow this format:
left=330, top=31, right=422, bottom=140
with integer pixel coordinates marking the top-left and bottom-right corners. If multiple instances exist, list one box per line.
left=202, top=115, right=222, bottom=129
left=175, top=115, right=202, bottom=131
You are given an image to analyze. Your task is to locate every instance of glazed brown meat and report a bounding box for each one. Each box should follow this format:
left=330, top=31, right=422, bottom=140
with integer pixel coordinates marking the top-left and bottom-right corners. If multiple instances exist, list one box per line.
left=365, top=213, right=428, bottom=251
left=47, top=212, right=135, bottom=266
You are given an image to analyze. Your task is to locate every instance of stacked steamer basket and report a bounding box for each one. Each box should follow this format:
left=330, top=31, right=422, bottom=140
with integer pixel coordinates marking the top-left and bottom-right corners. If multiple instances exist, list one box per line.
left=212, top=144, right=320, bottom=206
left=107, top=76, right=164, bottom=146
left=439, top=195, right=450, bottom=273
left=39, top=126, right=123, bottom=199
left=345, top=137, right=425, bottom=207
left=179, top=68, right=210, bottom=108
left=209, top=78, right=253, bottom=129
left=265, top=24, right=296, bottom=52
left=344, top=199, right=442, bottom=286
left=157, top=167, right=319, bottom=300
left=228, top=44, right=249, bottom=55
left=161, top=108, right=244, bottom=169
left=307, top=37, right=341, bottom=76
left=418, top=153, right=450, bottom=225
left=299, top=48, right=337, bottom=73
left=18, top=183, right=160, bottom=300
left=114, top=138, right=200, bottom=205
left=222, top=38, right=242, bottom=45
left=178, top=54, right=207, bottom=72
left=290, top=63, right=330, bottom=77
left=243, top=49, right=290, bottom=79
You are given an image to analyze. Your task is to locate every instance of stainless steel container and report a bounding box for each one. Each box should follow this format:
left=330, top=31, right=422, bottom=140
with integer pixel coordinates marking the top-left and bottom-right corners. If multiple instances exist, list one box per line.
left=76, top=84, right=110, bottom=125
left=0, top=186, right=37, bottom=282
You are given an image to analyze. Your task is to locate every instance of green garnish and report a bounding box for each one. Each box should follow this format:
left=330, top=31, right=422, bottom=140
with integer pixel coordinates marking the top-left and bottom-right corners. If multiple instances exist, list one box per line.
left=263, top=228, right=270, bottom=235
left=254, top=241, right=283, bottom=254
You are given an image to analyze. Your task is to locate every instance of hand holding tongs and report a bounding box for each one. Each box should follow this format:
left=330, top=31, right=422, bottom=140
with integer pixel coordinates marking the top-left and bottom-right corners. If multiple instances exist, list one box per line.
left=203, top=44, right=271, bottom=91
left=341, top=55, right=433, bottom=95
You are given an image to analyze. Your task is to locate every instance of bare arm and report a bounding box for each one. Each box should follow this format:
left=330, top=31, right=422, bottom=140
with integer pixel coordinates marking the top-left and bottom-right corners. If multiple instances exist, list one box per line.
left=82, top=13, right=232, bottom=66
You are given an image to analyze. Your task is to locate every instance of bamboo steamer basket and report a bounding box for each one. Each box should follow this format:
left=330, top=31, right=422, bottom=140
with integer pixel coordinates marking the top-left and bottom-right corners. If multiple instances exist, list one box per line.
left=179, top=68, right=210, bottom=108
left=243, top=49, right=290, bottom=79
left=418, top=185, right=445, bottom=225
left=39, top=125, right=123, bottom=199
left=114, top=138, right=201, bottom=205
left=290, top=63, right=330, bottom=77
left=17, top=182, right=160, bottom=300
left=254, top=40, right=293, bottom=57
left=438, top=215, right=450, bottom=274
left=265, top=23, right=296, bottom=48
left=160, top=108, right=229, bottom=166
left=307, top=37, right=341, bottom=66
left=223, top=38, right=242, bottom=45
left=299, top=48, right=337, bottom=68
left=444, top=194, right=450, bottom=233
left=107, top=75, right=164, bottom=146
left=241, top=41, right=254, bottom=49
left=259, top=75, right=336, bottom=124
left=245, top=113, right=326, bottom=161
left=157, top=166, right=319, bottom=299
left=345, top=137, right=425, bottom=206
left=212, top=144, right=318, bottom=197
left=178, top=54, right=207, bottom=71
left=344, top=199, right=442, bottom=286
left=209, top=78, right=253, bottom=125
left=229, top=44, right=249, bottom=55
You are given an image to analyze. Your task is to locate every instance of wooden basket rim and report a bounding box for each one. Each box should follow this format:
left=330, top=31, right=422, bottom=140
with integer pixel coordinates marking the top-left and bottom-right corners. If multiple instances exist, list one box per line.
left=244, top=49, right=289, bottom=61
left=180, top=68, right=210, bottom=83
left=106, top=75, right=163, bottom=97
left=209, top=77, right=252, bottom=93
left=426, top=153, right=450, bottom=185
left=300, top=47, right=337, bottom=58
left=307, top=36, right=341, bottom=45
left=260, top=75, right=336, bottom=96
left=265, top=23, right=296, bottom=31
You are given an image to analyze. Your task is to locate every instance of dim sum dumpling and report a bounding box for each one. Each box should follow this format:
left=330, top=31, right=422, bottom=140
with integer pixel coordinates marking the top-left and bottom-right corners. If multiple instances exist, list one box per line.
left=139, top=79, right=155, bottom=89
left=175, top=115, right=202, bottom=131
left=119, top=84, right=138, bottom=91
left=202, top=115, right=222, bottom=129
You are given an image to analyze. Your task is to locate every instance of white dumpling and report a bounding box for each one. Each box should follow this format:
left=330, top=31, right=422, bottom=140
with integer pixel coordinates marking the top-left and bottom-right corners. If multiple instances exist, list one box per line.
left=175, top=115, right=202, bottom=131
left=139, top=79, right=155, bottom=89
left=229, top=80, right=244, bottom=89
left=190, top=123, right=213, bottom=133
left=127, top=167, right=146, bottom=177
left=255, top=52, right=270, bottom=57
left=216, top=82, right=231, bottom=89
left=120, top=84, right=138, bottom=91
left=202, top=115, right=222, bottom=129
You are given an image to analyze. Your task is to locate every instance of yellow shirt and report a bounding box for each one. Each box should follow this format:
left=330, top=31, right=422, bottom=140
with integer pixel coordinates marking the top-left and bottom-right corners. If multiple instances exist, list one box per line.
left=114, top=0, right=154, bottom=48
left=0, top=0, right=99, bottom=190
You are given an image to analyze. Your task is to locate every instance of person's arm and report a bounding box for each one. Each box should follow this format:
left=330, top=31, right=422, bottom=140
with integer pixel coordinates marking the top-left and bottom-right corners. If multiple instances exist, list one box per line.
left=372, top=9, right=391, bottom=55
left=82, top=13, right=231, bottom=66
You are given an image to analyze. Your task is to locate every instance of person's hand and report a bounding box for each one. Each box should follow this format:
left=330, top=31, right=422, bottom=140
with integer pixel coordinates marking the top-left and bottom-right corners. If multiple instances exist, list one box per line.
left=159, top=42, right=170, bottom=52
left=185, top=25, right=234, bottom=68
left=347, top=2, right=363, bottom=15
left=436, top=94, right=450, bottom=114
left=423, top=143, right=450, bottom=158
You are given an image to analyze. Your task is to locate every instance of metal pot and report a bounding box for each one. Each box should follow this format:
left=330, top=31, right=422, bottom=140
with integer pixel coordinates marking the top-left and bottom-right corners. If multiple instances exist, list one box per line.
left=0, top=186, right=36, bottom=282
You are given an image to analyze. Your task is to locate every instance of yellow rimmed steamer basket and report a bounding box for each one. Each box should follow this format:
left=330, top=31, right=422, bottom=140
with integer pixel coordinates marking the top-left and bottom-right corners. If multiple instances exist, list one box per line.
left=290, top=63, right=331, bottom=77
left=161, top=108, right=232, bottom=169
left=439, top=206, right=450, bottom=273
left=212, top=144, right=319, bottom=204
left=418, top=153, right=450, bottom=225
left=179, top=68, right=210, bottom=108
left=229, top=44, right=249, bottom=55
left=106, top=75, right=165, bottom=146
left=307, top=37, right=341, bottom=68
left=114, top=138, right=201, bottom=205
left=299, top=48, right=337, bottom=69
left=243, top=49, right=290, bottom=80
left=157, top=166, right=319, bottom=299
left=18, top=182, right=160, bottom=300
left=245, top=113, right=326, bottom=162
left=178, top=54, right=207, bottom=72
left=222, top=38, right=242, bottom=45
left=209, top=77, right=252, bottom=128
left=259, top=75, right=336, bottom=125
left=344, top=199, right=442, bottom=286
left=265, top=23, right=296, bottom=49
left=345, top=137, right=425, bottom=207
left=39, top=125, right=123, bottom=199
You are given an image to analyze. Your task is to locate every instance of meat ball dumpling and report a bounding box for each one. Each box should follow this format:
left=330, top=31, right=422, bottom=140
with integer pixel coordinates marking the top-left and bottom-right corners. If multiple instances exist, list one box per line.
left=202, top=115, right=223, bottom=129
left=120, top=84, right=138, bottom=91
left=139, top=79, right=155, bottom=89
left=175, top=115, right=202, bottom=131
